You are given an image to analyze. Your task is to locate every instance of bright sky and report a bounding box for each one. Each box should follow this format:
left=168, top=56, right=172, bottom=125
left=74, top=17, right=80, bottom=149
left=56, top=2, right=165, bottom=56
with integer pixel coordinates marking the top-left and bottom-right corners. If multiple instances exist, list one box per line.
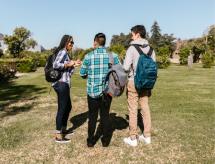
left=0, top=0, right=214, bottom=50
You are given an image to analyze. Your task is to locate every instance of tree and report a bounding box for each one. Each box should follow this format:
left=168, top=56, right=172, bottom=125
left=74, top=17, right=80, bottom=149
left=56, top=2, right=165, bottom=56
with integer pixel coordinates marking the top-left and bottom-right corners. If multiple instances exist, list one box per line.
left=71, top=46, right=84, bottom=60
left=79, top=48, right=94, bottom=61
left=107, top=44, right=126, bottom=62
left=206, top=25, right=215, bottom=51
left=149, top=21, right=165, bottom=52
left=162, top=33, right=177, bottom=57
left=3, top=26, right=37, bottom=58
left=110, top=33, right=132, bottom=49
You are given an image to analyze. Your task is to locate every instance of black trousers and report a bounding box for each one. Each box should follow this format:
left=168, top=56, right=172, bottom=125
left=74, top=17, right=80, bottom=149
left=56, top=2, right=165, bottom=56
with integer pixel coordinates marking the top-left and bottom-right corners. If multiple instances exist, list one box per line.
left=53, top=81, right=72, bottom=133
left=87, top=94, right=112, bottom=145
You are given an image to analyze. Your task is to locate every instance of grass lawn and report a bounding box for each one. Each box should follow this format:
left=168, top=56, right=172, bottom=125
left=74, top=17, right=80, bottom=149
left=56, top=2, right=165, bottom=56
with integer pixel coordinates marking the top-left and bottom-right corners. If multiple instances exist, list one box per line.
left=0, top=63, right=214, bottom=163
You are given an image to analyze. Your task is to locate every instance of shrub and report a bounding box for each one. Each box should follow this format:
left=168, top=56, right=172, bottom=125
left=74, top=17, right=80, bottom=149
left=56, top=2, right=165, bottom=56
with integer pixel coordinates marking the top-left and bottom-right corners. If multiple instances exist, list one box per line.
left=0, top=63, right=17, bottom=83
left=201, top=51, right=215, bottom=68
left=156, top=56, right=171, bottom=69
left=38, top=59, right=46, bottom=67
left=156, top=45, right=171, bottom=68
left=79, top=48, right=94, bottom=61
left=19, top=60, right=34, bottom=73
left=107, top=44, right=126, bottom=62
left=179, top=46, right=191, bottom=65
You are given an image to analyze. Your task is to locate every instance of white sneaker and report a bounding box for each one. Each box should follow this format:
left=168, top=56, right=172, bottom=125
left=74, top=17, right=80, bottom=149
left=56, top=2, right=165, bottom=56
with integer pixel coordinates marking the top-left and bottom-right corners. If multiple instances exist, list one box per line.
left=139, top=134, right=151, bottom=144
left=124, top=137, right=137, bottom=146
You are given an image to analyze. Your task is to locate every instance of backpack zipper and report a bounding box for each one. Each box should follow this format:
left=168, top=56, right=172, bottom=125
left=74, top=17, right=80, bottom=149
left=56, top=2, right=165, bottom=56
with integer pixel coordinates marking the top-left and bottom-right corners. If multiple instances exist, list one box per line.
left=145, top=66, right=156, bottom=70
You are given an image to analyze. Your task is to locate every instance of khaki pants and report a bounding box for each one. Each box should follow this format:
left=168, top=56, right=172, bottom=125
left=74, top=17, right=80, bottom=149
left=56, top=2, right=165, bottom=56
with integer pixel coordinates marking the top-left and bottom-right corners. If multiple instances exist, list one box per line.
left=127, top=81, right=151, bottom=139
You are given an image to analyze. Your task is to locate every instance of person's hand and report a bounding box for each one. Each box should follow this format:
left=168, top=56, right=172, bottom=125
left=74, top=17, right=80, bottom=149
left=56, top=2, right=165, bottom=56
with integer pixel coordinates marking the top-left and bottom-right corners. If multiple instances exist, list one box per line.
left=67, top=60, right=75, bottom=67
left=74, top=59, right=81, bottom=67
left=148, top=90, right=152, bottom=98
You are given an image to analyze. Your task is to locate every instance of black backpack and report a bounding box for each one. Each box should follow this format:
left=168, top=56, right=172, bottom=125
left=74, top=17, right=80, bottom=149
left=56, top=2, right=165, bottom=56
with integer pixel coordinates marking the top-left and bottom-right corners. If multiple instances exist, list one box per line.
left=44, top=53, right=63, bottom=82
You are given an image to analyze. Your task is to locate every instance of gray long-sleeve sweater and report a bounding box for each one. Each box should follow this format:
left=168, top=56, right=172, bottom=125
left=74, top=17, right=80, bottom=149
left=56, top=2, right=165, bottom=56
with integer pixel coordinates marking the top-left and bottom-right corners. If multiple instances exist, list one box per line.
left=123, top=39, right=156, bottom=81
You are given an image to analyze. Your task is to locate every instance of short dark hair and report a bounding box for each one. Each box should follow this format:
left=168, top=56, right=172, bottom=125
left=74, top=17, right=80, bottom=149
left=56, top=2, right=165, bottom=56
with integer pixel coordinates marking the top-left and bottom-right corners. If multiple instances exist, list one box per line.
left=131, top=25, right=146, bottom=38
left=94, top=33, right=106, bottom=46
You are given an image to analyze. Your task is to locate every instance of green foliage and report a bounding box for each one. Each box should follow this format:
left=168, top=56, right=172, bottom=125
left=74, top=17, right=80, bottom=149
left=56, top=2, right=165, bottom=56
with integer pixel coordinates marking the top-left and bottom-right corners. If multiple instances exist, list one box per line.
left=19, top=60, right=34, bottom=73
left=156, top=45, right=171, bottom=68
left=79, top=48, right=94, bottom=61
left=110, top=33, right=132, bottom=49
left=162, top=33, right=177, bottom=56
left=0, top=59, right=39, bottom=73
left=149, top=21, right=164, bottom=52
left=179, top=46, right=191, bottom=65
left=201, top=50, right=215, bottom=68
left=204, top=25, right=215, bottom=51
left=38, top=59, right=46, bottom=67
left=107, top=44, right=126, bottom=62
left=0, top=49, right=4, bottom=58
left=3, top=26, right=38, bottom=58
left=0, top=63, right=17, bottom=83
left=186, top=38, right=208, bottom=63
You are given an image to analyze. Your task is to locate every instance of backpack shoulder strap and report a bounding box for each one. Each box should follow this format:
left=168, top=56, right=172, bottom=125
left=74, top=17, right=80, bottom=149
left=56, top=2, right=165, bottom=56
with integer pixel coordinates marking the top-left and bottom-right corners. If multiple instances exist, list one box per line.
left=132, top=44, right=148, bottom=58
left=148, top=46, right=154, bottom=56
left=108, top=51, right=114, bottom=65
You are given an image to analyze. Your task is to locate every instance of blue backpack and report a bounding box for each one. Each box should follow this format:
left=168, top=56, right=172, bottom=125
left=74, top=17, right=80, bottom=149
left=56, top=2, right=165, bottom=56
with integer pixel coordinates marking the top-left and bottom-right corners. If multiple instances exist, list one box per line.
left=132, top=44, right=158, bottom=90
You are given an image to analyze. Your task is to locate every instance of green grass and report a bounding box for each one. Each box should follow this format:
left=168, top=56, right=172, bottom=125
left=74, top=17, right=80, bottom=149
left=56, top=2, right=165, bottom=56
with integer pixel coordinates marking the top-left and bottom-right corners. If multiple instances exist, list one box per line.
left=0, top=63, right=214, bottom=163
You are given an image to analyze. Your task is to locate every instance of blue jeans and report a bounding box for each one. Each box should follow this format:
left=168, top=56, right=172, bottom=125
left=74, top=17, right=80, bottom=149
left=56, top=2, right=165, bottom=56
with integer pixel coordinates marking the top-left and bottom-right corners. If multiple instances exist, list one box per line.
left=53, top=81, right=72, bottom=134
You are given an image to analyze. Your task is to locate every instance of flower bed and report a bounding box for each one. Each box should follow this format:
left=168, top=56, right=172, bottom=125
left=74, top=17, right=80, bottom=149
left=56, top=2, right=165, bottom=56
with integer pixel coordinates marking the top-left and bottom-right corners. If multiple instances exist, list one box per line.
left=0, top=63, right=17, bottom=83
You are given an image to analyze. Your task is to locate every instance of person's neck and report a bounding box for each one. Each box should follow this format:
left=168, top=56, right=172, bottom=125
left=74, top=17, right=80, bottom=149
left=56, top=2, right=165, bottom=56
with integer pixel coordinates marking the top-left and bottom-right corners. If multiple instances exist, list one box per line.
left=94, top=45, right=104, bottom=49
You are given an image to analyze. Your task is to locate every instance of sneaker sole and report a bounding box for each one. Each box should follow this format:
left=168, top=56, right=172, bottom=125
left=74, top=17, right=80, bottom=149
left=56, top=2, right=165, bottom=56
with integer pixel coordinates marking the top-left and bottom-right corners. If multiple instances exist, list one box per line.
left=55, top=140, right=71, bottom=143
left=124, top=140, right=137, bottom=147
left=139, top=138, right=151, bottom=144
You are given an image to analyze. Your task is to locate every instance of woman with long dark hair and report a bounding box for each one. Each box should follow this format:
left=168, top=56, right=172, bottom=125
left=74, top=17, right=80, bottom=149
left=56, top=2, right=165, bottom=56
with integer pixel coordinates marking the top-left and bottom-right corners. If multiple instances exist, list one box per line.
left=52, top=35, right=81, bottom=143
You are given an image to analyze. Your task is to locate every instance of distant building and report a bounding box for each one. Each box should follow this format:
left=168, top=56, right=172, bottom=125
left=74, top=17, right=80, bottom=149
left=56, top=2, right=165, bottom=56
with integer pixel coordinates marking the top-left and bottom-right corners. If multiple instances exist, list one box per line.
left=0, top=33, right=46, bottom=54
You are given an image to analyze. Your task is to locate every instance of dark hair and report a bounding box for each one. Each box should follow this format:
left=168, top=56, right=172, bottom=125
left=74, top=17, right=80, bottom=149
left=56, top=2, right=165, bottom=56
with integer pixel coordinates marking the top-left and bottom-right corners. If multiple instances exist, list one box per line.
left=94, top=33, right=106, bottom=46
left=54, top=35, right=73, bottom=55
left=131, top=25, right=146, bottom=38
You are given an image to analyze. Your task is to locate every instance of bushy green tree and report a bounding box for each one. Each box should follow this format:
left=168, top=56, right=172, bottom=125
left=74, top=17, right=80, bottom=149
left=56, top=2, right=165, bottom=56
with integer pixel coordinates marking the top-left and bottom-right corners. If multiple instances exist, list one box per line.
left=162, top=33, right=177, bottom=57
left=156, top=45, right=171, bottom=68
left=179, top=46, right=191, bottom=65
left=110, top=33, right=132, bottom=49
left=107, top=44, right=126, bottom=62
left=201, top=50, right=215, bottom=68
left=79, top=48, right=94, bottom=61
left=3, top=26, right=37, bottom=58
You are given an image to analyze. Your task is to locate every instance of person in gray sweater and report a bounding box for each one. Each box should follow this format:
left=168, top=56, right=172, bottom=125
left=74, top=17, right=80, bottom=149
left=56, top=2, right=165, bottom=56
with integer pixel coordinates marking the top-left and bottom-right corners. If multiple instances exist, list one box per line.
left=123, top=25, right=156, bottom=146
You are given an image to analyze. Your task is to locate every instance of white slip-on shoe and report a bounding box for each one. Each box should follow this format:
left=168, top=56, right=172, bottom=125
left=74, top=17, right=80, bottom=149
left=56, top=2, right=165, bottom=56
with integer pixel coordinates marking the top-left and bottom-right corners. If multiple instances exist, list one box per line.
left=124, top=137, right=137, bottom=147
left=139, top=134, right=151, bottom=144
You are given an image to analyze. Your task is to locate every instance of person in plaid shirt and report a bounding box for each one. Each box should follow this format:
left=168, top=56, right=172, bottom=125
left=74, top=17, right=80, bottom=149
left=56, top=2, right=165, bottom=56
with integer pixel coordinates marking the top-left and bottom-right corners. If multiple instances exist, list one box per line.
left=80, top=33, right=121, bottom=147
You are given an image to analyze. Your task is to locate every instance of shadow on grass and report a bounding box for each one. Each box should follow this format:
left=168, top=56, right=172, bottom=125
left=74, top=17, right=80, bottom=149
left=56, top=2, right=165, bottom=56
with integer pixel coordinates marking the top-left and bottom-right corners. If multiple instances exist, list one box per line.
left=0, top=84, right=47, bottom=118
left=94, top=113, right=129, bottom=145
left=69, top=112, right=129, bottom=146
left=69, top=111, right=89, bottom=131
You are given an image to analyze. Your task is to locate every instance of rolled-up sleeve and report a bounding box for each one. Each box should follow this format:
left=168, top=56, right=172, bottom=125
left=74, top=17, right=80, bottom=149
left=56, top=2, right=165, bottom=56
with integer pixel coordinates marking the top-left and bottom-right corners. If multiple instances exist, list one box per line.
left=80, top=55, right=89, bottom=79
left=53, top=50, right=67, bottom=70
